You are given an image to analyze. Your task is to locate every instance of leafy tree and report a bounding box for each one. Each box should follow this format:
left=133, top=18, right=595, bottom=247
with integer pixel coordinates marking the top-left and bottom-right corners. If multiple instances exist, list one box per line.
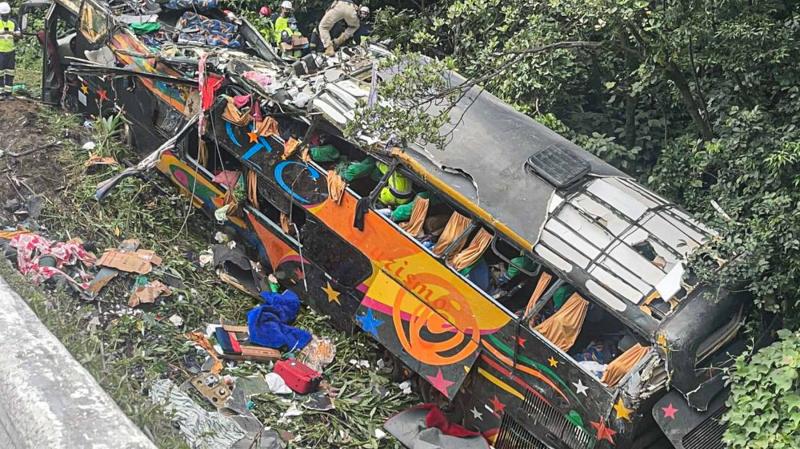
left=723, top=329, right=800, bottom=449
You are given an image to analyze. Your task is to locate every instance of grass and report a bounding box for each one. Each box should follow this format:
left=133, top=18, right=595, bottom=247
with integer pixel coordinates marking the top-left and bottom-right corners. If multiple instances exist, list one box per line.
left=4, top=87, right=416, bottom=447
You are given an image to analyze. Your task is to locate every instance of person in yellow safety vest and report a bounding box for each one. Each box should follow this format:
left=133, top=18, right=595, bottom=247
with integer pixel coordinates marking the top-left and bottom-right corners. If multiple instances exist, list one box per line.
left=271, top=1, right=295, bottom=45
left=339, top=157, right=414, bottom=207
left=0, top=2, right=21, bottom=100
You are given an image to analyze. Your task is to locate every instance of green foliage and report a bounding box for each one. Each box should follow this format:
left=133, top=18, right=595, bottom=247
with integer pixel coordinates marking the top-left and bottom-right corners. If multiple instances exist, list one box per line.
left=723, top=329, right=800, bottom=449
left=346, top=51, right=459, bottom=150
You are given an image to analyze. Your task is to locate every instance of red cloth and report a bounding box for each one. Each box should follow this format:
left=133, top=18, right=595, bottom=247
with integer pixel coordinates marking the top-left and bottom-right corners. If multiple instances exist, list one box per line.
left=233, top=94, right=251, bottom=108
left=201, top=74, right=224, bottom=111
left=9, top=233, right=95, bottom=289
left=419, top=404, right=481, bottom=438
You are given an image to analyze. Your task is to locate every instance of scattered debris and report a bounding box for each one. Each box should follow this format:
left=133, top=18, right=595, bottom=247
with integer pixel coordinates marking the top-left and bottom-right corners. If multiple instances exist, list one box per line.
left=247, top=290, right=311, bottom=351
left=9, top=233, right=95, bottom=288
left=98, top=245, right=162, bottom=274
left=190, top=372, right=233, bottom=408
left=150, top=379, right=246, bottom=449
left=168, top=314, right=184, bottom=327
left=384, top=405, right=489, bottom=449
left=298, top=336, right=336, bottom=372
left=128, top=277, right=172, bottom=307
left=188, top=331, right=224, bottom=374
left=82, top=141, right=97, bottom=151
left=274, top=359, right=321, bottom=395
left=265, top=372, right=293, bottom=395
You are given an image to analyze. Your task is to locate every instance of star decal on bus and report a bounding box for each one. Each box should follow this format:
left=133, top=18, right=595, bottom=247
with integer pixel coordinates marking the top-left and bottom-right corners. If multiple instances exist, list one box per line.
left=573, top=379, right=588, bottom=396
left=356, top=309, right=383, bottom=337
left=489, top=395, right=506, bottom=417
left=662, top=403, right=678, bottom=419
left=590, top=418, right=616, bottom=444
left=613, top=398, right=632, bottom=421
left=322, top=282, right=340, bottom=305
left=426, top=369, right=455, bottom=395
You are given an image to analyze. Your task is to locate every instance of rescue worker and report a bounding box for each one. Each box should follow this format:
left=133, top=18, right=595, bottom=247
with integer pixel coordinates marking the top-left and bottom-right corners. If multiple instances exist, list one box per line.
left=352, top=5, right=372, bottom=44
left=340, top=157, right=413, bottom=207
left=317, top=0, right=359, bottom=57
left=0, top=2, right=20, bottom=99
left=271, top=1, right=295, bottom=45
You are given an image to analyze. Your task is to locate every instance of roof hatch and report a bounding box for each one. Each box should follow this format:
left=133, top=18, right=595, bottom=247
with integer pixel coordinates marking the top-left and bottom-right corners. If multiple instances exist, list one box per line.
left=526, top=144, right=590, bottom=189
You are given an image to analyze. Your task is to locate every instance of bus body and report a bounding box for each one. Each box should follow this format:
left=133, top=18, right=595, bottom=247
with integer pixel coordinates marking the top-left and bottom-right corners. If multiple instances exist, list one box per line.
left=22, top=0, right=750, bottom=447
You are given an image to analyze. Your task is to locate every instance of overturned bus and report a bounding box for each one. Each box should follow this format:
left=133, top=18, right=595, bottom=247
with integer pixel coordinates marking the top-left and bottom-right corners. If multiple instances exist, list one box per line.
left=20, top=0, right=750, bottom=447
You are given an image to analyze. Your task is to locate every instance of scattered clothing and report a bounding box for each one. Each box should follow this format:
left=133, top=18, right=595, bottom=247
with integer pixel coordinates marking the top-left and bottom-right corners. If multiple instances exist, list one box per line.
left=129, top=22, right=161, bottom=34
left=10, top=233, right=95, bottom=288
left=247, top=290, right=311, bottom=351
left=177, top=12, right=241, bottom=48
left=164, top=0, right=218, bottom=10
left=384, top=405, right=489, bottom=449
left=419, top=404, right=481, bottom=438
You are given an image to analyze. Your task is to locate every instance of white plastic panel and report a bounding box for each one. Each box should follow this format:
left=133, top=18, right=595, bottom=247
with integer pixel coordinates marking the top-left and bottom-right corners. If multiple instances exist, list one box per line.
left=585, top=280, right=628, bottom=311
left=534, top=244, right=573, bottom=273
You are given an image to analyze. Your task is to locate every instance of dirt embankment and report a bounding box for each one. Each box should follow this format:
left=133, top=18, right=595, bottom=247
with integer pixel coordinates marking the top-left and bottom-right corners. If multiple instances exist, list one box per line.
left=0, top=100, right=84, bottom=225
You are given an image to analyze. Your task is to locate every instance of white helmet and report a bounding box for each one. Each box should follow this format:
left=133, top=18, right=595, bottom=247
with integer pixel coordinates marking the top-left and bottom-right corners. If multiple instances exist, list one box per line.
left=0, top=3, right=11, bottom=14
left=280, top=0, right=293, bottom=9
left=358, top=5, right=369, bottom=16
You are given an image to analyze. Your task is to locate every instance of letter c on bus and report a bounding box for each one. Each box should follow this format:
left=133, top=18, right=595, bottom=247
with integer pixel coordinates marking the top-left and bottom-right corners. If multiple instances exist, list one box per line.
left=274, top=161, right=321, bottom=204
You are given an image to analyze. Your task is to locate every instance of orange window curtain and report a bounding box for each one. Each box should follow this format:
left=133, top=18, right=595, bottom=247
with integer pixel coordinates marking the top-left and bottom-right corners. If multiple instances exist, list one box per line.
left=524, top=272, right=553, bottom=319
left=399, top=198, right=430, bottom=238
left=247, top=170, right=259, bottom=209
left=450, top=228, right=493, bottom=271
left=282, top=137, right=300, bottom=160
left=601, top=344, right=650, bottom=387
left=326, top=170, right=346, bottom=205
left=222, top=98, right=250, bottom=126
left=254, top=116, right=279, bottom=137
left=432, top=212, right=471, bottom=256
left=533, top=293, right=589, bottom=352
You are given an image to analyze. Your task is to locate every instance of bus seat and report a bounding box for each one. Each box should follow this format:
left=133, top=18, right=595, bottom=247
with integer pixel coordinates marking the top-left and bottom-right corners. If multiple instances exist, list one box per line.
left=399, top=197, right=429, bottom=238
left=601, top=343, right=650, bottom=387
left=533, top=293, right=589, bottom=352
left=450, top=228, right=493, bottom=271
left=432, top=212, right=471, bottom=256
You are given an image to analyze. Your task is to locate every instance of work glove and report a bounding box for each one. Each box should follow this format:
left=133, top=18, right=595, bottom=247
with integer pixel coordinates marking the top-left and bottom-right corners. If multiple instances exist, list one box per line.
left=332, top=35, right=348, bottom=48
left=324, top=45, right=335, bottom=57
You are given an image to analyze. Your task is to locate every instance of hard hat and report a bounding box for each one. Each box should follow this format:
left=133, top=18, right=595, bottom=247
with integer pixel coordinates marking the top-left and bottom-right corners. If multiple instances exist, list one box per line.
left=0, top=3, right=10, bottom=14
left=358, top=5, right=369, bottom=16
left=259, top=5, right=271, bottom=16
left=280, top=1, right=293, bottom=9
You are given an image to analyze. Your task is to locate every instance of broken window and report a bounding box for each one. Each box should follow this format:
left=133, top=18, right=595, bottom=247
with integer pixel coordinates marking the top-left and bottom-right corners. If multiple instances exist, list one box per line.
left=78, top=0, right=108, bottom=44
left=301, top=217, right=371, bottom=288
left=519, top=271, right=646, bottom=386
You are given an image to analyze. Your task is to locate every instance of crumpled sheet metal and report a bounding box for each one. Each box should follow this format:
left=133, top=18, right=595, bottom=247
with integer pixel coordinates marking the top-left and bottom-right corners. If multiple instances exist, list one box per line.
left=150, top=379, right=246, bottom=449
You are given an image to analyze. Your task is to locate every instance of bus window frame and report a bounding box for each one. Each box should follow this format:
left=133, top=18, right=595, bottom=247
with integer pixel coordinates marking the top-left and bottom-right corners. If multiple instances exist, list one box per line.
left=491, top=235, right=540, bottom=278
left=371, top=163, right=647, bottom=392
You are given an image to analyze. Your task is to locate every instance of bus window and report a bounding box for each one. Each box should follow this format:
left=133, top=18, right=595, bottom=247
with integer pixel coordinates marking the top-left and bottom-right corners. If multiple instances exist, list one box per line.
left=524, top=276, right=644, bottom=386
left=308, top=134, right=383, bottom=198
left=301, top=217, right=372, bottom=287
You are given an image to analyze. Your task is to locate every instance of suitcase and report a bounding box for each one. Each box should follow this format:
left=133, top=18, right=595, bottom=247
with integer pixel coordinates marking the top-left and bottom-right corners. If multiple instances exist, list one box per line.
left=274, top=359, right=321, bottom=394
